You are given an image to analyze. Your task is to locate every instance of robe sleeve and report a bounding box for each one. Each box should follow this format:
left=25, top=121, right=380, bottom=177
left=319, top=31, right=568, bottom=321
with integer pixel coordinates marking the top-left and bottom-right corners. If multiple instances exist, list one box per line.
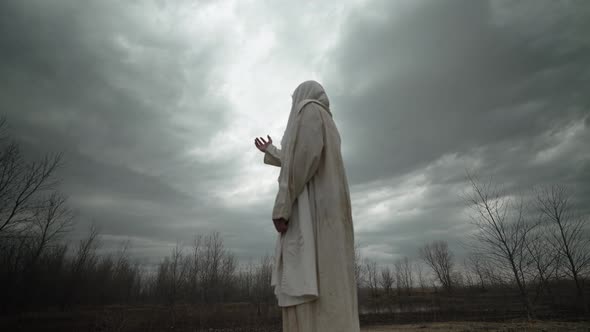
left=272, top=106, right=324, bottom=220
left=263, top=144, right=282, bottom=167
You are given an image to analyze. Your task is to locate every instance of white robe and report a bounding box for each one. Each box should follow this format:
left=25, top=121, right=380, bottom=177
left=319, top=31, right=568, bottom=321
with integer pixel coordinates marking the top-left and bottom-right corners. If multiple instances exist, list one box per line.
left=264, top=80, right=360, bottom=332
left=267, top=145, right=318, bottom=307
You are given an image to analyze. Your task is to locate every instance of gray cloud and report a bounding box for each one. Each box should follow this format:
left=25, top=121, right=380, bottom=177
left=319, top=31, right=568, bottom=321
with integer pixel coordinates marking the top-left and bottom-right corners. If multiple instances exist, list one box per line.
left=0, top=0, right=248, bottom=262
left=327, top=0, right=588, bottom=184
left=1, top=0, right=588, bottom=267
left=324, top=0, right=589, bottom=262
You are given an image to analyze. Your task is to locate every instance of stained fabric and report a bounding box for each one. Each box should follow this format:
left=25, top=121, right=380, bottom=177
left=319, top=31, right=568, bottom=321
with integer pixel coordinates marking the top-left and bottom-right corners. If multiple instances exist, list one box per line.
left=263, top=81, right=360, bottom=331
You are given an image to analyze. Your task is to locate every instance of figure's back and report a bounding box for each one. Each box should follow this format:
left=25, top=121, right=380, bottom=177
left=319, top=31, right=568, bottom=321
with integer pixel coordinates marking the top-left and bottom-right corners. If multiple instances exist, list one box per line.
left=294, top=102, right=359, bottom=332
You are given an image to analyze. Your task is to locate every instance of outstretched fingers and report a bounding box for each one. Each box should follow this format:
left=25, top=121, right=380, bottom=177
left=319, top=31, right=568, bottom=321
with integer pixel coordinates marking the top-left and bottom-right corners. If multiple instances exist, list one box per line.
left=254, top=136, right=272, bottom=152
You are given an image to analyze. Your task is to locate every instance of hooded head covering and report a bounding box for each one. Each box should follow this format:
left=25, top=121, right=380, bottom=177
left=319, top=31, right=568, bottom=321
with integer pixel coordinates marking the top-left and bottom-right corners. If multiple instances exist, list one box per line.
left=281, top=80, right=331, bottom=147
left=291, top=80, right=330, bottom=110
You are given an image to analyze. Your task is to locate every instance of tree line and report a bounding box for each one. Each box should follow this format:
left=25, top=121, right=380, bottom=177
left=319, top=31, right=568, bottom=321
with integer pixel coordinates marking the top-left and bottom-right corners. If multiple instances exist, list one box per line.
left=0, top=119, right=276, bottom=313
left=356, top=175, right=589, bottom=319
left=0, top=118, right=588, bottom=321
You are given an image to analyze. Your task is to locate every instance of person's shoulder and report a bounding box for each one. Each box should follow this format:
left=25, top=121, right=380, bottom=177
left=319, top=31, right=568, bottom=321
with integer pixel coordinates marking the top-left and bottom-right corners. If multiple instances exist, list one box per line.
left=299, top=104, right=325, bottom=123
left=299, top=102, right=327, bottom=117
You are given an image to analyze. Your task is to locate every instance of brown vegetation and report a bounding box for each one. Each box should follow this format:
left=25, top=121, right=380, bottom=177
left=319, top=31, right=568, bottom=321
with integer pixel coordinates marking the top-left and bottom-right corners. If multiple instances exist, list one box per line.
left=364, top=320, right=590, bottom=332
left=0, top=118, right=588, bottom=330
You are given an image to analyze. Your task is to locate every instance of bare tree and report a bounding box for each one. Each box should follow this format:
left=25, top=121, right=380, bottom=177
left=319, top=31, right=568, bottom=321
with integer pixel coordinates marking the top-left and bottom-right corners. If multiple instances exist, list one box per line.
left=27, top=192, right=74, bottom=267
left=71, top=224, right=100, bottom=275
left=169, top=243, right=187, bottom=305
left=525, top=223, right=558, bottom=304
left=365, top=260, right=379, bottom=296
left=465, top=174, right=537, bottom=319
left=379, top=265, right=395, bottom=313
left=364, top=259, right=380, bottom=312
left=61, top=224, right=100, bottom=309
left=419, top=241, right=454, bottom=292
left=219, top=251, right=237, bottom=301
left=380, top=266, right=395, bottom=296
left=536, top=185, right=589, bottom=313
left=187, top=234, right=203, bottom=300
left=236, top=261, right=255, bottom=301
left=201, top=232, right=225, bottom=303
left=451, top=270, right=464, bottom=288
left=466, top=252, right=488, bottom=290
left=415, top=262, right=427, bottom=292
left=0, top=145, right=62, bottom=235
left=0, top=119, right=78, bottom=310
left=394, top=257, right=413, bottom=295
left=354, top=243, right=365, bottom=288
left=252, top=255, right=273, bottom=315
left=394, top=260, right=402, bottom=296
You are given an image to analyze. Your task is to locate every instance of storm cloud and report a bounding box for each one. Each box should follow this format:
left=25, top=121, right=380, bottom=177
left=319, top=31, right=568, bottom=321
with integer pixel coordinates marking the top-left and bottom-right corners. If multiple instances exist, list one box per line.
left=1, top=0, right=588, bottom=265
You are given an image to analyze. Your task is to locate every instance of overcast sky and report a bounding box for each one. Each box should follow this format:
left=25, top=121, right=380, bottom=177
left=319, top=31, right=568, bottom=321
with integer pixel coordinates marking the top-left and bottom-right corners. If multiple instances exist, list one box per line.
left=1, top=0, right=588, bottom=266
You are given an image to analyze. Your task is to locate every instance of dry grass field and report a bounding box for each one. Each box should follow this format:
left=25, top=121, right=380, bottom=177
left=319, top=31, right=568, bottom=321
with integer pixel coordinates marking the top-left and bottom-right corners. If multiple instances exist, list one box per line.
left=363, top=320, right=590, bottom=332
left=1, top=305, right=588, bottom=332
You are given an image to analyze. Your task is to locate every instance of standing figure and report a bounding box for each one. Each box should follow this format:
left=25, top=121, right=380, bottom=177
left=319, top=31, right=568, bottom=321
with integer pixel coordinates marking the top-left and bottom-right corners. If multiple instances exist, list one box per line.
left=254, top=80, right=360, bottom=332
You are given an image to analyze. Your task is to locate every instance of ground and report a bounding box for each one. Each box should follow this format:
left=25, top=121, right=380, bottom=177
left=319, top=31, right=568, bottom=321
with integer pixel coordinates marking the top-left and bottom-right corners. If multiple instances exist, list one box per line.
left=362, top=321, right=590, bottom=332
left=2, top=307, right=588, bottom=331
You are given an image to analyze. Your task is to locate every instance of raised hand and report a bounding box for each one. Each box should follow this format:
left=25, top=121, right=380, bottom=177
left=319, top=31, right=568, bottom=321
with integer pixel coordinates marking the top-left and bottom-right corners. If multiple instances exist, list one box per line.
left=254, top=135, right=273, bottom=152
